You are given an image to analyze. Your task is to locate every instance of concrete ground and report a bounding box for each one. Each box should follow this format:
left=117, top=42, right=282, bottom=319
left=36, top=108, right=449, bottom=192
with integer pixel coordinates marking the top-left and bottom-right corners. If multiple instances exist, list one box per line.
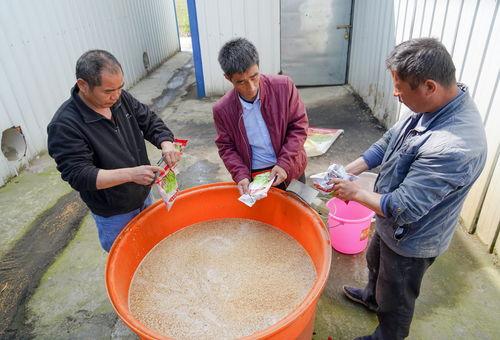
left=0, top=52, right=499, bottom=340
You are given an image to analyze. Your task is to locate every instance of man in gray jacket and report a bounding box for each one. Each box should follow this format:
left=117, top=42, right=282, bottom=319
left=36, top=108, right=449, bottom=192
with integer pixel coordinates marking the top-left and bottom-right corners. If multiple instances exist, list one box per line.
left=330, top=38, right=487, bottom=339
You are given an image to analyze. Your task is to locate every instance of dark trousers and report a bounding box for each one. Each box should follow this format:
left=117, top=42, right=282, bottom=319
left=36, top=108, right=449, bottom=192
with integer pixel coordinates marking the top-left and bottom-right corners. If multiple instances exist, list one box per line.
left=362, top=232, right=435, bottom=340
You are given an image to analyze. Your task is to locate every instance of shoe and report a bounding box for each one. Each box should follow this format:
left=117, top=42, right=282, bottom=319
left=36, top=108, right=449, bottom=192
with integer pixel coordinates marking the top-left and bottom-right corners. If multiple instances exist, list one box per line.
left=342, top=285, right=377, bottom=312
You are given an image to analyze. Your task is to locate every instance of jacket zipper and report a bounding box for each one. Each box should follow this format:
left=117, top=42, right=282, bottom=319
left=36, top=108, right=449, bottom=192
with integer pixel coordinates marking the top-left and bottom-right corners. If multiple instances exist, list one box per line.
left=238, top=113, right=252, bottom=170
left=110, top=112, right=139, bottom=166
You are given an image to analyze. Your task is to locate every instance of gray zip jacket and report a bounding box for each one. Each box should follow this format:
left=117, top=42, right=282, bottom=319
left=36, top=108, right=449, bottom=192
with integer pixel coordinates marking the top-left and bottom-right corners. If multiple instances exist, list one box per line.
left=363, top=84, right=487, bottom=258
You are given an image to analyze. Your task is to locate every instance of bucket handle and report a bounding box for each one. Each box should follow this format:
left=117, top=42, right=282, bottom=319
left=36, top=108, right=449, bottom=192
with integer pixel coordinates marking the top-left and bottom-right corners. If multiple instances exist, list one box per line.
left=328, top=220, right=345, bottom=229
left=329, top=202, right=336, bottom=216
left=327, top=203, right=345, bottom=229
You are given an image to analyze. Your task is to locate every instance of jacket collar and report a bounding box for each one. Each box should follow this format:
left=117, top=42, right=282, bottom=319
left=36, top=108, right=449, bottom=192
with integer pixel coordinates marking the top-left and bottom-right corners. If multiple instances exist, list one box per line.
left=231, top=74, right=269, bottom=116
left=238, top=91, right=260, bottom=110
left=71, top=84, right=122, bottom=123
left=413, top=83, right=467, bottom=133
left=258, top=74, right=269, bottom=102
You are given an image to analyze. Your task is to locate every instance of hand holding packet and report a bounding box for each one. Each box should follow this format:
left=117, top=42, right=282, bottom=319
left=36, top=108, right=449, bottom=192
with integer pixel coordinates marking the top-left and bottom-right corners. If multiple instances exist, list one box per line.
left=155, top=139, right=188, bottom=210
left=238, top=172, right=276, bottom=207
left=310, top=163, right=358, bottom=194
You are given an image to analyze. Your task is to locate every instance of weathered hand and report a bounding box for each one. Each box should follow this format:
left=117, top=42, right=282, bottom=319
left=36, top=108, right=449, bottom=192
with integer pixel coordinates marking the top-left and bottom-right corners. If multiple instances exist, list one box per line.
left=330, top=178, right=363, bottom=201
left=129, top=165, right=164, bottom=186
left=161, top=141, right=181, bottom=168
left=270, top=165, right=287, bottom=186
left=237, top=178, right=250, bottom=195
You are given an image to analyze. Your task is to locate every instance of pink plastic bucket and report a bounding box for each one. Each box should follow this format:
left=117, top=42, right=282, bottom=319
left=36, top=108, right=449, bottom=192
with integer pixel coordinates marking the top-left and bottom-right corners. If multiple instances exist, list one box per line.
left=326, top=198, right=375, bottom=254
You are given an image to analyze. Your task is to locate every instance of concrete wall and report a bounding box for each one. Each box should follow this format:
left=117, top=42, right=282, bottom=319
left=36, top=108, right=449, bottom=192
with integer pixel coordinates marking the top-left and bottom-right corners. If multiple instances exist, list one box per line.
left=0, top=0, right=180, bottom=186
left=349, top=0, right=500, bottom=251
left=194, top=0, right=281, bottom=96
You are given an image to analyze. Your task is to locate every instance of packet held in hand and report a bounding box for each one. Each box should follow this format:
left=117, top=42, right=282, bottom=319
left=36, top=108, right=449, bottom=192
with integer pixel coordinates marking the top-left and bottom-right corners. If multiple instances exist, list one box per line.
left=155, top=139, right=188, bottom=210
left=238, top=172, right=276, bottom=207
left=310, top=163, right=358, bottom=194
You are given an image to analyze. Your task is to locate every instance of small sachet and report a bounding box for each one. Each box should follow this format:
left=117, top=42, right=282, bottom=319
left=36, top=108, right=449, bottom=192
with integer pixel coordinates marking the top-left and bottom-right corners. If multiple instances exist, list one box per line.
left=238, top=172, right=276, bottom=207
left=155, top=139, right=188, bottom=210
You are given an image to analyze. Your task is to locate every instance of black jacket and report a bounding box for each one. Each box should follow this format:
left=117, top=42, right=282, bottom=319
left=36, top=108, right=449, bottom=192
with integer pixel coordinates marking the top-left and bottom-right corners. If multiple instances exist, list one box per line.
left=47, top=86, right=174, bottom=216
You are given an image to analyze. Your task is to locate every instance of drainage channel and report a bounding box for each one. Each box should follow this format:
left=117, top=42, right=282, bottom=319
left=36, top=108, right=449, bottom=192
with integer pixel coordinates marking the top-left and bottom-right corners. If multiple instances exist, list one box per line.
left=149, top=60, right=194, bottom=114
left=0, top=191, right=88, bottom=338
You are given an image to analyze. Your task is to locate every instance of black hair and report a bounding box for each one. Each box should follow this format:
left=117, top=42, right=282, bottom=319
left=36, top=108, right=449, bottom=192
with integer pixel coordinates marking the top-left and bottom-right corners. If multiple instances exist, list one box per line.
left=386, top=38, right=456, bottom=89
left=76, top=50, right=122, bottom=88
left=218, top=38, right=259, bottom=76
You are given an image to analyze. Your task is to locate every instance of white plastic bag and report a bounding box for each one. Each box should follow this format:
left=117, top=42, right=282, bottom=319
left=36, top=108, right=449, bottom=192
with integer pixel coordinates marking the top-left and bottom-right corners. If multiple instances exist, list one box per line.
left=310, top=163, right=358, bottom=194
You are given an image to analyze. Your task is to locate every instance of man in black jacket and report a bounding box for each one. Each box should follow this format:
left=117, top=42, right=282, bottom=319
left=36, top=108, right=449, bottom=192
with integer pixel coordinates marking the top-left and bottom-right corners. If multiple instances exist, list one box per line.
left=48, top=50, right=180, bottom=252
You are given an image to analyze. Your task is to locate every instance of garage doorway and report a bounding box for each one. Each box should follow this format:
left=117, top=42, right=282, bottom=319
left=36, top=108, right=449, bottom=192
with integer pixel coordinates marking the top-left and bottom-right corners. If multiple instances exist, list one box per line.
left=281, top=0, right=353, bottom=86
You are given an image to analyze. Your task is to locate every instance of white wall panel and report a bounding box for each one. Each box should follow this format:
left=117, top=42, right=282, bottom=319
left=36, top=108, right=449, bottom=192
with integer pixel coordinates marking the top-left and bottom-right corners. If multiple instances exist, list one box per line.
left=476, top=146, right=500, bottom=250
left=0, top=0, right=180, bottom=186
left=349, top=0, right=500, bottom=247
left=195, top=0, right=280, bottom=96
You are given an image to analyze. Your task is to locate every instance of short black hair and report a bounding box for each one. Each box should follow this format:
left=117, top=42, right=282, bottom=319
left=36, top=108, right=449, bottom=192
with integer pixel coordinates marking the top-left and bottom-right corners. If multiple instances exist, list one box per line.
left=76, top=50, right=122, bottom=88
left=386, top=38, right=456, bottom=89
left=218, top=38, right=259, bottom=76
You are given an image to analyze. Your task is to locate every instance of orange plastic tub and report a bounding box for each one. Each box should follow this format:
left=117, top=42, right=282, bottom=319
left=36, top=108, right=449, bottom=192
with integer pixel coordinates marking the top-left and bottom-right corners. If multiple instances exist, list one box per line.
left=106, top=182, right=331, bottom=340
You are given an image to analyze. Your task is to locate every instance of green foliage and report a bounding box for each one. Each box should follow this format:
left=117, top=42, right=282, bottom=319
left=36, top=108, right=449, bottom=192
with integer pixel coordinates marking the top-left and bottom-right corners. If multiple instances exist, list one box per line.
left=175, top=0, right=190, bottom=37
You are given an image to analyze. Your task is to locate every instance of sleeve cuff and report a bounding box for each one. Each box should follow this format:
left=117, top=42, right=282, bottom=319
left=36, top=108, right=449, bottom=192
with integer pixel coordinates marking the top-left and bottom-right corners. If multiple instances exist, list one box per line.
left=276, top=160, right=290, bottom=177
left=74, top=166, right=100, bottom=191
left=380, top=193, right=392, bottom=217
left=157, top=134, right=175, bottom=148
left=234, top=173, right=251, bottom=184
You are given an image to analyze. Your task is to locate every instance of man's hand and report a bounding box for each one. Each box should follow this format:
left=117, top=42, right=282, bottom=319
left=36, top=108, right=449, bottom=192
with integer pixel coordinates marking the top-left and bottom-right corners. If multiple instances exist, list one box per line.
left=270, top=165, right=287, bottom=186
left=96, top=165, right=164, bottom=189
left=129, top=165, right=165, bottom=186
left=330, top=178, right=385, bottom=216
left=237, top=178, right=250, bottom=195
left=161, top=141, right=182, bottom=168
left=330, top=178, right=363, bottom=201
